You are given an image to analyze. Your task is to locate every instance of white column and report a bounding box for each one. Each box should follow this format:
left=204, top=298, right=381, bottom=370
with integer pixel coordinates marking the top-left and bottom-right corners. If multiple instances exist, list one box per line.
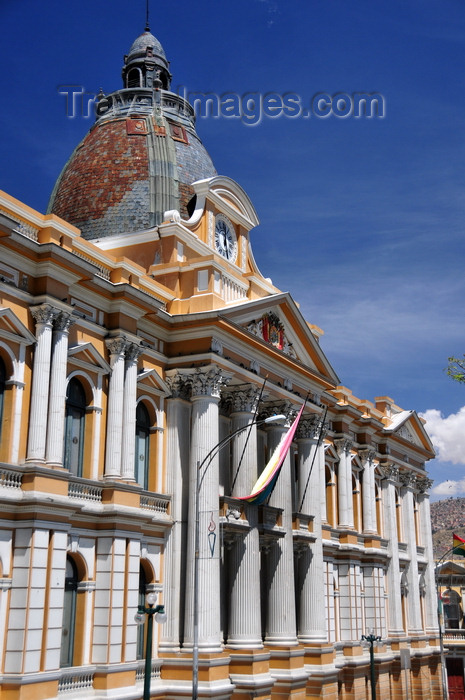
left=184, top=367, right=230, bottom=651
left=26, top=304, right=59, bottom=462
left=160, top=373, right=191, bottom=652
left=227, top=387, right=262, bottom=649
left=417, top=477, right=437, bottom=634
left=335, top=438, right=354, bottom=529
left=296, top=417, right=326, bottom=643
left=400, top=472, right=423, bottom=635
left=45, top=312, right=75, bottom=466
left=360, top=449, right=376, bottom=533
left=380, top=464, right=404, bottom=635
left=265, top=421, right=297, bottom=645
left=104, top=337, right=127, bottom=478
left=120, top=344, right=142, bottom=481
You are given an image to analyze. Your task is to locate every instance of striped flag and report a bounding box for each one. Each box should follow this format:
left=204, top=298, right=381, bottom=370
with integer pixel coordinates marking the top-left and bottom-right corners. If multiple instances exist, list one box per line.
left=238, top=404, right=305, bottom=505
left=453, top=533, right=465, bottom=557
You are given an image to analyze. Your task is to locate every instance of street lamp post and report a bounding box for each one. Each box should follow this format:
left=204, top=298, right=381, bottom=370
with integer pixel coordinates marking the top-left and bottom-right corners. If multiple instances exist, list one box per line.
left=136, top=592, right=167, bottom=700
left=192, top=412, right=286, bottom=700
left=361, top=632, right=382, bottom=700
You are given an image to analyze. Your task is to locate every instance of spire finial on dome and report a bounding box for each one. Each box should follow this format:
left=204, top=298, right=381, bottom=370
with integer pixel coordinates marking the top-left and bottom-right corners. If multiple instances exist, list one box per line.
left=145, top=0, right=150, bottom=31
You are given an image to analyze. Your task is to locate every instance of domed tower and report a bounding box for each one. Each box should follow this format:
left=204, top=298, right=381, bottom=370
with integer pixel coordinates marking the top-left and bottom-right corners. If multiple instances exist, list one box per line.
left=48, top=26, right=216, bottom=239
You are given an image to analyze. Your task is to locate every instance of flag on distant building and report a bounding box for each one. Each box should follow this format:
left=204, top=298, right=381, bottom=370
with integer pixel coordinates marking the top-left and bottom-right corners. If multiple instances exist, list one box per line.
left=453, top=533, right=465, bottom=556
left=238, top=404, right=305, bottom=505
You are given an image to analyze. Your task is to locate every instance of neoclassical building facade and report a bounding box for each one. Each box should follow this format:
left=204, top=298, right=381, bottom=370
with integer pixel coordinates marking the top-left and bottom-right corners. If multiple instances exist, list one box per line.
left=0, top=23, right=442, bottom=700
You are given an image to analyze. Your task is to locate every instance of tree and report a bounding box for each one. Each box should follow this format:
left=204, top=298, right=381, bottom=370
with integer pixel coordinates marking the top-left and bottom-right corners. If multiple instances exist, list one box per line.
left=446, top=355, right=465, bottom=383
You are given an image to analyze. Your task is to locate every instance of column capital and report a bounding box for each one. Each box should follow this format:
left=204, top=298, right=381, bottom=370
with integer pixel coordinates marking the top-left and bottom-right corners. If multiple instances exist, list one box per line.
left=54, top=311, right=75, bottom=333
left=379, top=462, right=399, bottom=482
left=359, top=448, right=376, bottom=466
left=334, top=437, right=353, bottom=457
left=125, top=342, right=142, bottom=365
left=399, top=471, right=418, bottom=490
left=105, top=336, right=128, bottom=356
left=30, top=303, right=60, bottom=326
left=416, top=476, right=433, bottom=493
left=225, top=386, right=261, bottom=414
left=165, top=371, right=192, bottom=400
left=190, top=365, right=232, bottom=399
left=296, top=415, right=323, bottom=440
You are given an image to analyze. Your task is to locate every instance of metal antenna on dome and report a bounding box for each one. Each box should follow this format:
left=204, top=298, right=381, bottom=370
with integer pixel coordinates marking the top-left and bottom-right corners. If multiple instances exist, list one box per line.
left=145, top=0, right=150, bottom=31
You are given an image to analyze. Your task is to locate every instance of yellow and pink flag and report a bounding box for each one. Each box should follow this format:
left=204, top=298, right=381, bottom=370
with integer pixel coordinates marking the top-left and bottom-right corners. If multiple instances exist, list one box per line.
left=238, top=404, right=305, bottom=505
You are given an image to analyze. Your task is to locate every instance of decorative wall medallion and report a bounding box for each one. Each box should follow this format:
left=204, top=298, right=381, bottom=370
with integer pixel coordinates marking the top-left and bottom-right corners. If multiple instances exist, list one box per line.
left=246, top=312, right=296, bottom=357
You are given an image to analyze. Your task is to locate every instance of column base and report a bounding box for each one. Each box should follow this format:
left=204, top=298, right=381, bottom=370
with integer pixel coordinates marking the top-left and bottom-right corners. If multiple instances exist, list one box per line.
left=160, top=650, right=234, bottom=699
left=265, top=644, right=308, bottom=699
left=229, top=649, right=275, bottom=700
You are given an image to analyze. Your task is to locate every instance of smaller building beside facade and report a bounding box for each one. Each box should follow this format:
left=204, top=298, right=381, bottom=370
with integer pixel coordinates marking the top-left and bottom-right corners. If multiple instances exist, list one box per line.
left=437, top=561, right=465, bottom=699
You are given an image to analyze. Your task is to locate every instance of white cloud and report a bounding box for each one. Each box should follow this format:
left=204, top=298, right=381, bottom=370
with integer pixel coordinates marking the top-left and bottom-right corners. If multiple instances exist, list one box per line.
left=421, top=407, right=465, bottom=465
left=431, top=478, right=465, bottom=497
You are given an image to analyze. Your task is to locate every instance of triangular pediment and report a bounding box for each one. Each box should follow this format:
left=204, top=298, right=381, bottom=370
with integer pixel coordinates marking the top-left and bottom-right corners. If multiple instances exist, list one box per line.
left=384, top=410, right=434, bottom=452
left=0, top=307, right=36, bottom=345
left=68, top=342, right=111, bottom=374
left=220, top=293, right=339, bottom=388
left=138, top=368, right=170, bottom=396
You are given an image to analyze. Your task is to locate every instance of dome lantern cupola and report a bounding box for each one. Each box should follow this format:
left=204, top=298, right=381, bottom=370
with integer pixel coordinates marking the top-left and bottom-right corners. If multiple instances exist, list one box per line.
left=122, top=27, right=171, bottom=90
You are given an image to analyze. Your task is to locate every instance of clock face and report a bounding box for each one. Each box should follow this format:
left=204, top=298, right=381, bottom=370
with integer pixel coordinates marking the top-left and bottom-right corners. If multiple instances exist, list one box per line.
left=215, top=217, right=237, bottom=262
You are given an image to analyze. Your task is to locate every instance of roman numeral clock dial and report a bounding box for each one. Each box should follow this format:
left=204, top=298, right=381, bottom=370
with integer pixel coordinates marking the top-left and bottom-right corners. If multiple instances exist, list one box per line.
left=214, top=216, right=237, bottom=263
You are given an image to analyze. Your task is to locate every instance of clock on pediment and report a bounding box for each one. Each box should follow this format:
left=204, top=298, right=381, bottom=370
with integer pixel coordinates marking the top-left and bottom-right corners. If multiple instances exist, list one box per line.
left=214, top=214, right=237, bottom=263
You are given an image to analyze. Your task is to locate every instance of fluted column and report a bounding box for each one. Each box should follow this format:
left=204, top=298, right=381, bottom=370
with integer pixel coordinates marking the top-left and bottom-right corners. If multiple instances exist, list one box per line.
left=121, top=344, right=142, bottom=481
left=265, top=420, right=297, bottom=645
left=227, top=387, right=262, bottom=648
left=184, top=367, right=231, bottom=651
left=335, top=438, right=354, bottom=529
left=104, top=337, right=127, bottom=478
left=45, top=312, right=75, bottom=466
left=360, top=449, right=376, bottom=533
left=380, top=464, right=404, bottom=635
left=417, top=477, right=437, bottom=634
left=160, top=373, right=192, bottom=651
left=296, top=416, right=326, bottom=643
left=400, top=472, right=423, bottom=635
left=27, top=304, right=59, bottom=462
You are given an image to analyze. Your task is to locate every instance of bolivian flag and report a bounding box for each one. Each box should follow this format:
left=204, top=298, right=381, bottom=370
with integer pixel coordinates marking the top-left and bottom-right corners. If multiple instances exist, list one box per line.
left=238, top=404, right=305, bottom=505
left=453, top=533, right=465, bottom=557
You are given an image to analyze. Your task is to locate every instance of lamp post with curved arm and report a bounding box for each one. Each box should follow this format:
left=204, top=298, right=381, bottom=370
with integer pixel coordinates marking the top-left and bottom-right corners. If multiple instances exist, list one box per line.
left=192, top=412, right=286, bottom=700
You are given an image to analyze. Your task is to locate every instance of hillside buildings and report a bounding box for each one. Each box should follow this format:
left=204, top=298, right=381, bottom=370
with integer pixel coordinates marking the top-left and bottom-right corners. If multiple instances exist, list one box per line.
left=0, top=23, right=442, bottom=700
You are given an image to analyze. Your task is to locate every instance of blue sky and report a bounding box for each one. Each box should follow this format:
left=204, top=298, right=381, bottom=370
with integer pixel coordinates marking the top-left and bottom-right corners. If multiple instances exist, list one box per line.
left=1, top=0, right=465, bottom=499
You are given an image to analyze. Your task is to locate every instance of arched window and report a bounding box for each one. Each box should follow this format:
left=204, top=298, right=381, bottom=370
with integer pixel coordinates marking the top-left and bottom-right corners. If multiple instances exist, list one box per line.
left=135, top=402, right=150, bottom=489
left=0, top=357, right=5, bottom=440
left=64, top=378, right=86, bottom=476
left=137, top=565, right=148, bottom=660
left=127, top=68, right=141, bottom=88
left=61, top=557, right=78, bottom=667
